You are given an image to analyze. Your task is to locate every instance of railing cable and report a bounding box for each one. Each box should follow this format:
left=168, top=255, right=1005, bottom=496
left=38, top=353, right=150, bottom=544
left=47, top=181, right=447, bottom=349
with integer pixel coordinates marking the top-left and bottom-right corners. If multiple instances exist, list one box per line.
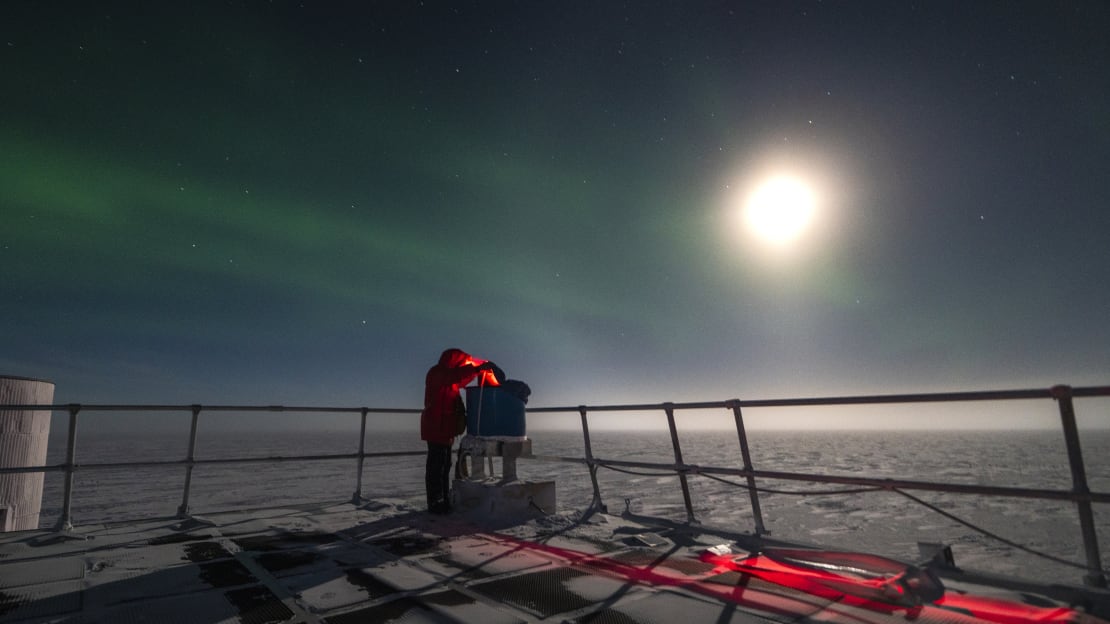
left=599, top=464, right=681, bottom=478
left=698, top=471, right=884, bottom=496
left=892, top=488, right=1098, bottom=573
left=689, top=467, right=1100, bottom=573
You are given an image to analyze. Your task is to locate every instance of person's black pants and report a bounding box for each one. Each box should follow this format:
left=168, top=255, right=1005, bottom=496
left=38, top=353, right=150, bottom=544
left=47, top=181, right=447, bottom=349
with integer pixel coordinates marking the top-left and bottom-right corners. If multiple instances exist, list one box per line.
left=425, top=442, right=453, bottom=511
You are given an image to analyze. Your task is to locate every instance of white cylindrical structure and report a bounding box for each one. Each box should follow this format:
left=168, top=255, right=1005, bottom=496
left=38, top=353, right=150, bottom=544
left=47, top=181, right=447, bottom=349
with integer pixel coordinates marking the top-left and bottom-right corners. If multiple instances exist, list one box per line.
left=0, top=376, right=54, bottom=532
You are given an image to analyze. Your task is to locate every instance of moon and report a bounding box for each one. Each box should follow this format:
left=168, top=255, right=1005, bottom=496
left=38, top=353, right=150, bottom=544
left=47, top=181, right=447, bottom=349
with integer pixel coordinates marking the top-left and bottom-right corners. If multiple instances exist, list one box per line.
left=742, top=176, right=817, bottom=245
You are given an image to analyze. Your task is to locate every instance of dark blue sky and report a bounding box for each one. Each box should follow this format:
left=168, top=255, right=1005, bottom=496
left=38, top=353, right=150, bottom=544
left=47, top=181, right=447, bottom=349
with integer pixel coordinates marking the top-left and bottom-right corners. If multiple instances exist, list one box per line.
left=3, top=1, right=1108, bottom=418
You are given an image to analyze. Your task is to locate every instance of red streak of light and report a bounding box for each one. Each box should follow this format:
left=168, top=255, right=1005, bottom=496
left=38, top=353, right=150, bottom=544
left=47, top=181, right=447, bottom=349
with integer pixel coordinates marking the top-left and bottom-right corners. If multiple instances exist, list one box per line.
left=478, top=533, right=1098, bottom=624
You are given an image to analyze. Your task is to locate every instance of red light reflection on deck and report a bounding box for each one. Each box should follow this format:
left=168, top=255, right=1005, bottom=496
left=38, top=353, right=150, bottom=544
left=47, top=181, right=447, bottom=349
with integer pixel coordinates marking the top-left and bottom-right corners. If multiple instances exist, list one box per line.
left=479, top=533, right=1097, bottom=624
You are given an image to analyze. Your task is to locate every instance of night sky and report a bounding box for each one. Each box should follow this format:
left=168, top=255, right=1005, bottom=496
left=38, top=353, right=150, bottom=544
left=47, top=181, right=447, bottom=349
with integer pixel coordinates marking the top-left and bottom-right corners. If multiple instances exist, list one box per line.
left=3, top=2, right=1109, bottom=424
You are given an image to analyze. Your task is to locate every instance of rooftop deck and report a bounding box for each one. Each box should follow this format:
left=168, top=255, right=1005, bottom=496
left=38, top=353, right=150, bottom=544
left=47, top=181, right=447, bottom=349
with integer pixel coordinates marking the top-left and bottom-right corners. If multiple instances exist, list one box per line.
left=2, top=498, right=1108, bottom=624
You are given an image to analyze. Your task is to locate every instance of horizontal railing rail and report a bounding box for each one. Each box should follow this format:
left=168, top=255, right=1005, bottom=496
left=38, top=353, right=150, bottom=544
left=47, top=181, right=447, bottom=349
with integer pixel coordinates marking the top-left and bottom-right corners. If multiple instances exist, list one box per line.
left=526, top=455, right=1110, bottom=504
left=0, top=404, right=419, bottom=413
left=525, top=384, right=1110, bottom=411
left=0, top=404, right=421, bottom=531
left=0, top=384, right=1106, bottom=587
left=0, top=450, right=425, bottom=475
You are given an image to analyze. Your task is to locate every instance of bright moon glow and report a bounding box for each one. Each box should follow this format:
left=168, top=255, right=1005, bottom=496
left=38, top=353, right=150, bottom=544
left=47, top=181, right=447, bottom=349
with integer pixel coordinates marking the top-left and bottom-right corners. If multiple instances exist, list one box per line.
left=743, top=176, right=817, bottom=244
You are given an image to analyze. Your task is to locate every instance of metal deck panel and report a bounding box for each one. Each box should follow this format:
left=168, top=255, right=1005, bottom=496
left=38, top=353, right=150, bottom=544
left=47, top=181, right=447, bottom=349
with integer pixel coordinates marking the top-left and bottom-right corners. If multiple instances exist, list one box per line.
left=282, top=566, right=399, bottom=613
left=431, top=535, right=556, bottom=578
left=417, top=589, right=528, bottom=624
left=469, top=567, right=602, bottom=618
left=570, top=588, right=793, bottom=624
left=0, top=557, right=84, bottom=588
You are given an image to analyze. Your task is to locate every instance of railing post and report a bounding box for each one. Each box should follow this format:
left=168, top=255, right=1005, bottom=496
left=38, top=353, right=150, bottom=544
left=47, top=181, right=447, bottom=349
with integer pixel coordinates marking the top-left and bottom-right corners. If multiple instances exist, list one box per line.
left=55, top=404, right=80, bottom=532
left=351, top=408, right=368, bottom=505
left=177, top=405, right=202, bottom=518
left=1051, top=385, right=1107, bottom=588
left=728, top=400, right=767, bottom=535
left=663, top=403, right=697, bottom=524
left=579, top=406, right=606, bottom=513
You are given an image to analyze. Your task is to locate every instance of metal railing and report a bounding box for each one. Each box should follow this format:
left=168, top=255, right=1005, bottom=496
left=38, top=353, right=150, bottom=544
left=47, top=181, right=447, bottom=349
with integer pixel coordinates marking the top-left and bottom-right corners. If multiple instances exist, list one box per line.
left=0, top=384, right=1107, bottom=587
left=527, top=384, right=1109, bottom=588
left=0, top=404, right=421, bottom=530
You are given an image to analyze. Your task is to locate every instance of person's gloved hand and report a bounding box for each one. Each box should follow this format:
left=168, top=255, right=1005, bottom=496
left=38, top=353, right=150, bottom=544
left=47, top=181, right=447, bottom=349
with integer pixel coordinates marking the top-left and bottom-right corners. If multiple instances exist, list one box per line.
left=480, top=361, right=507, bottom=384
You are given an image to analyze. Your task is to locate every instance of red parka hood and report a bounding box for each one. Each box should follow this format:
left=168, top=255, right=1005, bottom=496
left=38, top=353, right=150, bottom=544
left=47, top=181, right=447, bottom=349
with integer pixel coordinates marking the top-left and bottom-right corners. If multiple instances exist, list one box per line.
left=438, top=348, right=470, bottom=368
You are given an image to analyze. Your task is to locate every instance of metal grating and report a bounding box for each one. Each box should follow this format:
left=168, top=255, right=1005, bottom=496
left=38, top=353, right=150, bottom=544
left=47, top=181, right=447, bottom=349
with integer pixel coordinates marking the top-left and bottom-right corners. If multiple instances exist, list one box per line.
left=0, top=581, right=83, bottom=620
left=223, top=586, right=296, bottom=624
left=324, top=597, right=436, bottom=624
left=471, top=567, right=596, bottom=618
left=572, top=607, right=645, bottom=624
left=198, top=559, right=259, bottom=589
left=233, top=531, right=336, bottom=552
left=255, top=550, right=323, bottom=574
left=184, top=541, right=232, bottom=562
left=368, top=534, right=444, bottom=558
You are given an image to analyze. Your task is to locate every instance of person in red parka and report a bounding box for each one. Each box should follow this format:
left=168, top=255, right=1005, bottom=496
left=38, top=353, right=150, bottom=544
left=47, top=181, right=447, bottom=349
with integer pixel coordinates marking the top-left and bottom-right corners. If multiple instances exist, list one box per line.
left=421, top=348, right=502, bottom=514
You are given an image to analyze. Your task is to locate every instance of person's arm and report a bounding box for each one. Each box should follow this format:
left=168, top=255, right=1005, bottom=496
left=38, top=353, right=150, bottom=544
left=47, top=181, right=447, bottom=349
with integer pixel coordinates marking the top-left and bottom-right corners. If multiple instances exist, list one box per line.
left=446, top=364, right=482, bottom=387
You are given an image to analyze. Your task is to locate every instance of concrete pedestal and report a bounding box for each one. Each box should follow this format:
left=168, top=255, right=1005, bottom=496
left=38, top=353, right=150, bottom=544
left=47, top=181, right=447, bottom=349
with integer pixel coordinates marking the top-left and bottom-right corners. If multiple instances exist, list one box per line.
left=453, top=435, right=553, bottom=517
left=452, top=479, right=556, bottom=517
left=457, top=436, right=531, bottom=483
